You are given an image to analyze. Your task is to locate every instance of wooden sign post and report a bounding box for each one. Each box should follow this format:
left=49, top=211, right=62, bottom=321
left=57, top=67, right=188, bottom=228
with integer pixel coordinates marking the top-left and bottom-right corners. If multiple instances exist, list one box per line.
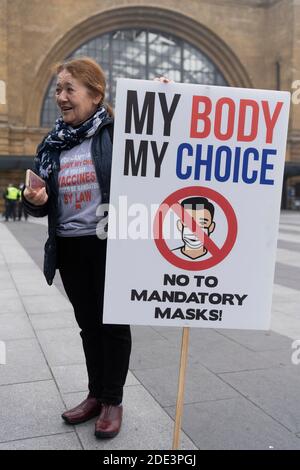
left=172, top=327, right=190, bottom=450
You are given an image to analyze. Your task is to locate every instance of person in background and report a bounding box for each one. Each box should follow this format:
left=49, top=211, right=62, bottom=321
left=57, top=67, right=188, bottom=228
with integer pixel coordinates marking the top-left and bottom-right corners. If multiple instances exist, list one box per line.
left=2, top=188, right=8, bottom=219
left=22, top=57, right=131, bottom=439
left=4, top=183, right=19, bottom=221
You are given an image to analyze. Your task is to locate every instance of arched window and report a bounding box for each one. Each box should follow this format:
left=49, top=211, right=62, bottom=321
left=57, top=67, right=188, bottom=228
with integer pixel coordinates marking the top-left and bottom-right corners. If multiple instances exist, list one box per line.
left=41, top=29, right=227, bottom=127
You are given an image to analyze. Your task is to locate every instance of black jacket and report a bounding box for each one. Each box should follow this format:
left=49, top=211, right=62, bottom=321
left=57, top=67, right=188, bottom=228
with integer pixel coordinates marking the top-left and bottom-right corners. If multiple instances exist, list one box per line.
left=23, top=117, right=114, bottom=285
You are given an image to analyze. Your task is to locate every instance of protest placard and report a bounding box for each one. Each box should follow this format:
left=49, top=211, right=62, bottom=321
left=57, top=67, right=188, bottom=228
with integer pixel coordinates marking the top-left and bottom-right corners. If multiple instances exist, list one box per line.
left=103, top=79, right=290, bottom=330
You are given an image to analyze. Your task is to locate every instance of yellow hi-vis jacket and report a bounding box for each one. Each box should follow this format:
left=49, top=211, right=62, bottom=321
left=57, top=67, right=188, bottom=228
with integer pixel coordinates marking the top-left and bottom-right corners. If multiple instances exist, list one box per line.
left=6, top=186, right=19, bottom=200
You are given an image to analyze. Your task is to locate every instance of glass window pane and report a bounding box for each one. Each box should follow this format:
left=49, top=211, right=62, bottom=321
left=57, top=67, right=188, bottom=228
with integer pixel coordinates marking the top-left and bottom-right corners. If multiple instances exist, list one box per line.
left=41, top=28, right=227, bottom=127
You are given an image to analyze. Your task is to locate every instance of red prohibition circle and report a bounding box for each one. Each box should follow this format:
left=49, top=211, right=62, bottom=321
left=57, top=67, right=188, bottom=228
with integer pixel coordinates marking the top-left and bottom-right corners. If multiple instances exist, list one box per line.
left=153, top=186, right=238, bottom=271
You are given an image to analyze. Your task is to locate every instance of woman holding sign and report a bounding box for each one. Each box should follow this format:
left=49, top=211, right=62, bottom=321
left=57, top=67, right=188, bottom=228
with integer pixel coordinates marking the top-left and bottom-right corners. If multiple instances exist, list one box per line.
left=22, top=57, right=132, bottom=439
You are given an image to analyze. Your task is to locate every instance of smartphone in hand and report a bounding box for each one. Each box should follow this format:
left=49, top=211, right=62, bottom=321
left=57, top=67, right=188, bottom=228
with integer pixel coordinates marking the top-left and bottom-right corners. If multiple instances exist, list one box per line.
left=25, top=169, right=46, bottom=190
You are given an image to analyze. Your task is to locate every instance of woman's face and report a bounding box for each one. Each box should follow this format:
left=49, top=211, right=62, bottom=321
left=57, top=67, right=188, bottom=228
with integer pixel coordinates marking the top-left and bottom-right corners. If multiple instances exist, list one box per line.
left=55, top=70, right=101, bottom=126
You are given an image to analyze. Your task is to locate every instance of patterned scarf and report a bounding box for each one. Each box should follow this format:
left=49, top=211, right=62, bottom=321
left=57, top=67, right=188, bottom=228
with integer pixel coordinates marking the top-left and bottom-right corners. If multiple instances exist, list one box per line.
left=36, top=106, right=108, bottom=178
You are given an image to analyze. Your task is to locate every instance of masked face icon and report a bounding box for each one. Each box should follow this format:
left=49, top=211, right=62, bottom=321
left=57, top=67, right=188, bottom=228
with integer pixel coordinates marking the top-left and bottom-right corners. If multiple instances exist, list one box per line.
left=173, top=197, right=216, bottom=260
left=182, top=226, right=209, bottom=249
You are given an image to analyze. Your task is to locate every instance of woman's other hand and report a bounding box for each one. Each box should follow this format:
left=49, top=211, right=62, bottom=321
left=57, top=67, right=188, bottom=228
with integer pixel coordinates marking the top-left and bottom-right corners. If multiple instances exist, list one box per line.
left=153, top=76, right=174, bottom=83
left=23, top=186, right=48, bottom=206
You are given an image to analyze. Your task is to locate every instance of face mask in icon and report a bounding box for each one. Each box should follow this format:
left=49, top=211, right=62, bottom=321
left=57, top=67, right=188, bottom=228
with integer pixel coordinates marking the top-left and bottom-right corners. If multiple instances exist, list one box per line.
left=182, top=226, right=209, bottom=249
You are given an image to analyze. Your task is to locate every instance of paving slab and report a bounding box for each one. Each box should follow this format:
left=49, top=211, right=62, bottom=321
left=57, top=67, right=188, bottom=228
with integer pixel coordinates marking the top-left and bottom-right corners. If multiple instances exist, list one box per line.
left=272, top=284, right=300, bottom=304
left=0, top=432, right=82, bottom=450
left=22, top=294, right=72, bottom=314
left=257, top=347, right=296, bottom=368
left=7, top=264, right=42, bottom=275
left=276, top=248, right=300, bottom=268
left=0, top=270, right=16, bottom=290
left=133, top=361, right=238, bottom=407
left=278, top=232, right=300, bottom=244
left=10, top=270, right=62, bottom=295
left=165, top=397, right=300, bottom=450
left=51, top=363, right=88, bottom=394
left=29, top=310, right=76, bottom=331
left=129, top=337, right=180, bottom=370
left=278, top=240, right=300, bottom=252
left=0, top=338, right=51, bottom=386
left=273, top=302, right=300, bottom=316
left=151, top=325, right=183, bottom=343
left=0, top=313, right=35, bottom=340
left=0, top=381, right=70, bottom=442
left=2, top=247, right=34, bottom=264
left=219, top=365, right=300, bottom=433
left=152, top=325, right=219, bottom=345
left=36, top=327, right=85, bottom=366
left=130, top=325, right=170, bottom=343
left=271, top=310, right=300, bottom=340
left=0, top=289, right=26, bottom=315
left=187, top=331, right=276, bottom=373
left=215, top=329, right=292, bottom=352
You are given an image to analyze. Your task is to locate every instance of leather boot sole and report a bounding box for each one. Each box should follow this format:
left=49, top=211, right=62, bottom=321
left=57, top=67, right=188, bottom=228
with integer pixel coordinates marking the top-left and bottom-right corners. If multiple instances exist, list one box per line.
left=95, top=429, right=119, bottom=439
left=62, top=409, right=100, bottom=425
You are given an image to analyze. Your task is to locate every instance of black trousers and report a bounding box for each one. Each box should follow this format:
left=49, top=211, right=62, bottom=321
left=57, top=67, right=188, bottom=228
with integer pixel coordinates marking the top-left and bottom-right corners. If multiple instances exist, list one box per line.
left=57, top=235, right=132, bottom=405
left=5, top=200, right=17, bottom=221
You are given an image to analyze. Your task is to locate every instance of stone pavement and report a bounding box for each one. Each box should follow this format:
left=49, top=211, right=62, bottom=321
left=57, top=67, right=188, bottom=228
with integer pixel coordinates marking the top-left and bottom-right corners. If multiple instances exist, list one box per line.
left=0, top=211, right=299, bottom=450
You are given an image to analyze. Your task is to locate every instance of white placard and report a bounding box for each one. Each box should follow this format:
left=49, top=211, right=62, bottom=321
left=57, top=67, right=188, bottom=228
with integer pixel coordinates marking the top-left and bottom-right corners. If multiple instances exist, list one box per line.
left=103, top=79, right=290, bottom=330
